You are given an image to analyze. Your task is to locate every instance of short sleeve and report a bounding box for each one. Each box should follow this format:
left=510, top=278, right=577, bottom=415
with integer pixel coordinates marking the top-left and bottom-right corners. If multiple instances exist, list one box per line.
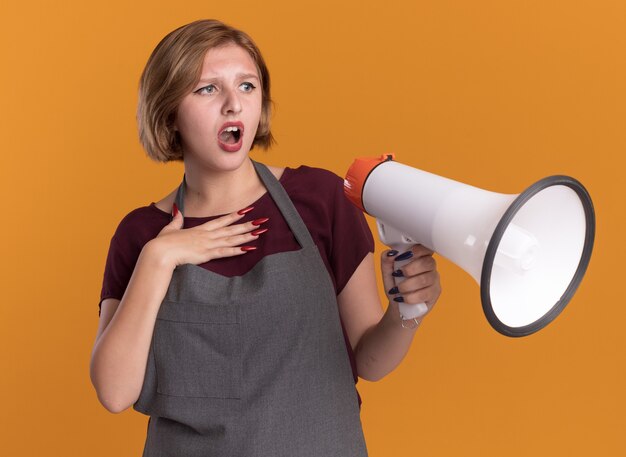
left=98, top=234, right=142, bottom=317
left=97, top=204, right=169, bottom=316
left=328, top=176, right=375, bottom=295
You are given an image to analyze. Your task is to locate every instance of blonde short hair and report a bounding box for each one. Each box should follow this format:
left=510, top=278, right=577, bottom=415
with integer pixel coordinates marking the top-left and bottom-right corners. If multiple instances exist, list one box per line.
left=137, top=19, right=276, bottom=162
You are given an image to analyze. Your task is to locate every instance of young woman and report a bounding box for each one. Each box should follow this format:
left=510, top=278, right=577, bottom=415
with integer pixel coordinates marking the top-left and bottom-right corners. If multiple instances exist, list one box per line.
left=90, top=19, right=441, bottom=456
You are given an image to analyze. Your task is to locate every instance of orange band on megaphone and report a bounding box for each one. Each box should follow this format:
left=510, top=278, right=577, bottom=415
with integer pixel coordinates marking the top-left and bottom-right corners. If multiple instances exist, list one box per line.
left=344, top=153, right=395, bottom=212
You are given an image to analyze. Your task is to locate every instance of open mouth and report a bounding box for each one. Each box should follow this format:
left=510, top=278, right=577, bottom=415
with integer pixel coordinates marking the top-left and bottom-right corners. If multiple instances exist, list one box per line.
left=218, top=126, right=242, bottom=144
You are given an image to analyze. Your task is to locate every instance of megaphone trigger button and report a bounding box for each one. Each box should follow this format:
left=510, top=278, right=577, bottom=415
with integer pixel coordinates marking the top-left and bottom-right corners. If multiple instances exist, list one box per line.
left=395, top=251, right=414, bottom=262
left=392, top=269, right=404, bottom=277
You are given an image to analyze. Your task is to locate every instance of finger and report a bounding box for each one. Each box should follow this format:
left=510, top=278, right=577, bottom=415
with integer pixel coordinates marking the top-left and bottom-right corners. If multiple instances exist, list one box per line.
left=207, top=219, right=268, bottom=239
left=399, top=254, right=437, bottom=278
left=402, top=282, right=440, bottom=309
left=410, top=243, right=434, bottom=257
left=207, top=245, right=255, bottom=260
left=381, top=249, right=399, bottom=297
left=198, top=209, right=248, bottom=232
left=395, top=270, right=439, bottom=295
left=205, top=231, right=264, bottom=250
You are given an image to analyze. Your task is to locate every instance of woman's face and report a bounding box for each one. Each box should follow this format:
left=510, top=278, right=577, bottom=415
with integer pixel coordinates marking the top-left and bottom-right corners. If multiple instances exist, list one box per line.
left=174, top=43, right=263, bottom=171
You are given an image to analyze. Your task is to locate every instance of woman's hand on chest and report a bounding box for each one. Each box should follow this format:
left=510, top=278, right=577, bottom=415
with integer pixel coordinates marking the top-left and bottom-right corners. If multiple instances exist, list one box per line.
left=148, top=206, right=269, bottom=269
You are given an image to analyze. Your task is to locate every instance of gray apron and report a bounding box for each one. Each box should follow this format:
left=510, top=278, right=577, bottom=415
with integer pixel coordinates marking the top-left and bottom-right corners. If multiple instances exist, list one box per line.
left=134, top=160, right=368, bottom=457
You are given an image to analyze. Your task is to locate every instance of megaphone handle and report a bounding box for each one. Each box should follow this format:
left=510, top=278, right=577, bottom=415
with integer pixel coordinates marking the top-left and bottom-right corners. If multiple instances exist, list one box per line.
left=378, top=220, right=429, bottom=321
left=393, top=256, right=429, bottom=320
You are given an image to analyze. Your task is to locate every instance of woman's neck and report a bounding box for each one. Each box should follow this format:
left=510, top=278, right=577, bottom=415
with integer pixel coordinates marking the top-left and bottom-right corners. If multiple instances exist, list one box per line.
left=182, top=158, right=264, bottom=217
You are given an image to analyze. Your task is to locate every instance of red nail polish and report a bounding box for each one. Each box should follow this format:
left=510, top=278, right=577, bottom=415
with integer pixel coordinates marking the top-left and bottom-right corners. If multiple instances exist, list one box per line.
left=241, top=246, right=257, bottom=252
left=238, top=206, right=254, bottom=215
left=252, top=217, right=269, bottom=226
left=251, top=228, right=269, bottom=236
left=172, top=203, right=178, bottom=217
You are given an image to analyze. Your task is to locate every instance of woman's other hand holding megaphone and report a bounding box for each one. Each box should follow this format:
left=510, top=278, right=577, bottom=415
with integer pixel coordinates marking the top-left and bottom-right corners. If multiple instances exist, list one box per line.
left=381, top=244, right=441, bottom=328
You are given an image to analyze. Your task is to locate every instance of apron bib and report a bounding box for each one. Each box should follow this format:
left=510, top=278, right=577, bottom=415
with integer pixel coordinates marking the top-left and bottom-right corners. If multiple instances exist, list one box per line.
left=133, top=161, right=368, bottom=457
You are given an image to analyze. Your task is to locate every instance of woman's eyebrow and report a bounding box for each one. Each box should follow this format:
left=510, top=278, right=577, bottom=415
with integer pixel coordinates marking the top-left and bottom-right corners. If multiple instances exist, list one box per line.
left=197, top=73, right=260, bottom=83
left=237, top=73, right=260, bottom=81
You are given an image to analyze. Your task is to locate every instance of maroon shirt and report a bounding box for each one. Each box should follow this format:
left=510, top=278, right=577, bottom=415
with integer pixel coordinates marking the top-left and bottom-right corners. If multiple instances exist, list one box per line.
left=99, top=165, right=375, bottom=407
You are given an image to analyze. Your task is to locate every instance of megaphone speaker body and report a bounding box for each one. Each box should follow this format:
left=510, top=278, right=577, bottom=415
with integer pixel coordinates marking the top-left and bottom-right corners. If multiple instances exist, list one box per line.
left=344, top=155, right=595, bottom=337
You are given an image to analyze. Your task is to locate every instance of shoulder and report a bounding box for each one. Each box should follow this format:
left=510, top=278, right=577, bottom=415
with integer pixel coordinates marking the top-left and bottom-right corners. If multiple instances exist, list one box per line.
left=280, top=165, right=365, bottom=233
left=283, top=164, right=342, bottom=182
left=280, top=166, right=348, bottom=219
left=110, top=203, right=169, bottom=248
left=282, top=165, right=344, bottom=196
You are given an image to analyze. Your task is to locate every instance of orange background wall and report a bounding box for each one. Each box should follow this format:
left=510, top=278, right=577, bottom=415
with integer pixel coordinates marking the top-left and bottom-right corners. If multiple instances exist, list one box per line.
left=1, top=0, right=624, bottom=455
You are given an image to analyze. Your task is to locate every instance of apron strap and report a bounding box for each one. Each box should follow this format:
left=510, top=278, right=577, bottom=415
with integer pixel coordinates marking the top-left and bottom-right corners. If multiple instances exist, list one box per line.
left=251, top=160, right=316, bottom=249
left=172, top=161, right=316, bottom=249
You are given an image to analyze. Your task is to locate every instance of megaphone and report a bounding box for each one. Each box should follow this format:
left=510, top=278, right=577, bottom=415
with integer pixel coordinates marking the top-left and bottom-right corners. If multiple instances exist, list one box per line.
left=344, top=154, right=595, bottom=337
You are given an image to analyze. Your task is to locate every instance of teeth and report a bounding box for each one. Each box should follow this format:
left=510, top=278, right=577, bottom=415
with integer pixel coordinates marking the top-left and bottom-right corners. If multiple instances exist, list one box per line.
left=223, top=126, right=240, bottom=132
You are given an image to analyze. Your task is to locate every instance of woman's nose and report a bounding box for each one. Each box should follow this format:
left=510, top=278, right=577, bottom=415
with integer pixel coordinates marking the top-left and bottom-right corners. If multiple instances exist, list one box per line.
left=221, top=88, right=242, bottom=115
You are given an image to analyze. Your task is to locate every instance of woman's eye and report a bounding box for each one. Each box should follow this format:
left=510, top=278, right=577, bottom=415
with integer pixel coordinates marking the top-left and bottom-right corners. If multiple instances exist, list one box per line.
left=240, top=82, right=256, bottom=92
left=196, top=84, right=216, bottom=95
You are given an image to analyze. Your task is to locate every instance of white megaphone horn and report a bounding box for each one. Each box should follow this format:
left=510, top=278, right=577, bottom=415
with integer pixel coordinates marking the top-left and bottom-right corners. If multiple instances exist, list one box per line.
left=344, top=154, right=595, bottom=337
